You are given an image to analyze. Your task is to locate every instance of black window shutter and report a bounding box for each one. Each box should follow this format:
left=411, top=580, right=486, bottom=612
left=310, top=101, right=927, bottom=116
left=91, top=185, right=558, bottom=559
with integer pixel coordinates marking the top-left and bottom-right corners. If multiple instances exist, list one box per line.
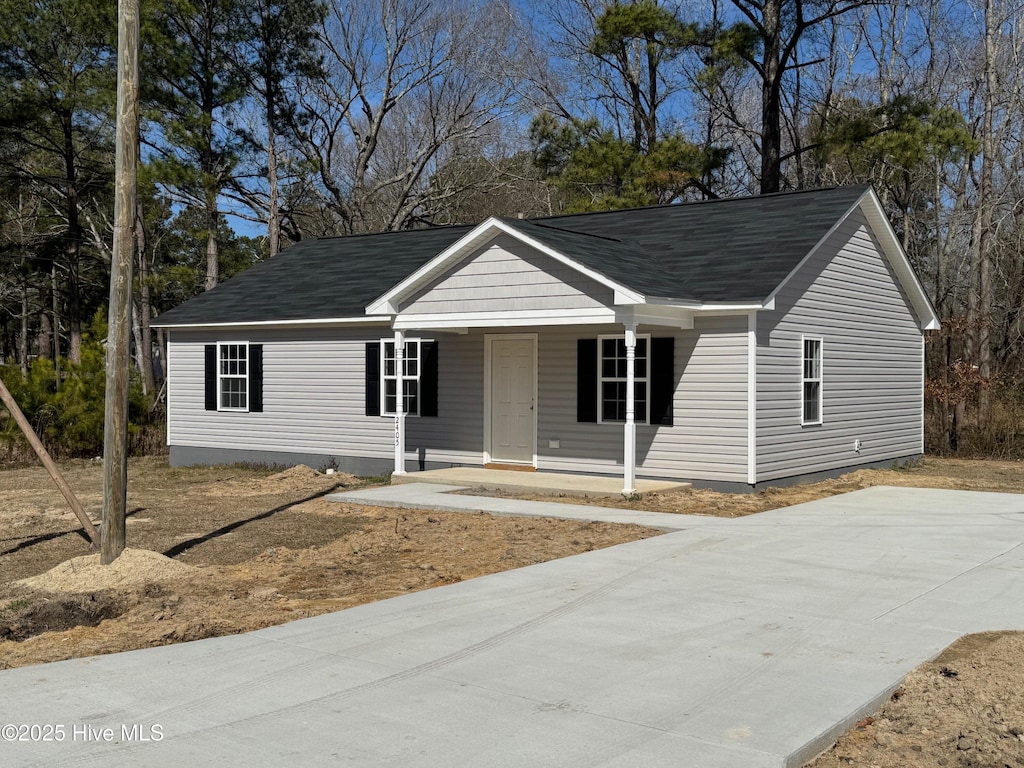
left=365, top=342, right=380, bottom=416
left=421, top=341, right=438, bottom=417
left=249, top=344, right=264, bottom=412
left=204, top=344, right=217, bottom=411
left=650, top=336, right=675, bottom=426
left=577, top=338, right=598, bottom=423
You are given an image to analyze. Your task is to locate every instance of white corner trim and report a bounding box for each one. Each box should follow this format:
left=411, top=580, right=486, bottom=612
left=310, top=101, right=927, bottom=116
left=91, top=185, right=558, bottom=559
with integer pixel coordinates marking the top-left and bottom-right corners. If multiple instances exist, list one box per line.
left=747, top=311, right=757, bottom=486
left=165, top=331, right=172, bottom=447
left=366, top=218, right=645, bottom=315
left=920, top=334, right=925, bottom=454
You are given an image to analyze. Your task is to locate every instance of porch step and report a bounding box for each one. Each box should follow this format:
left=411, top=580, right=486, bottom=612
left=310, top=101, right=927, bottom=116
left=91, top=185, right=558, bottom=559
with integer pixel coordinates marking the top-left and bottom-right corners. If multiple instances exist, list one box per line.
left=391, top=467, right=689, bottom=498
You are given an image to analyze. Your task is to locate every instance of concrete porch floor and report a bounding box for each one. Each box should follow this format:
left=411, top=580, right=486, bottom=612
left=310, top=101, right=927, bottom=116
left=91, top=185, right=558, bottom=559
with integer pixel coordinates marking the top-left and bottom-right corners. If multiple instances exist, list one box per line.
left=391, top=467, right=689, bottom=497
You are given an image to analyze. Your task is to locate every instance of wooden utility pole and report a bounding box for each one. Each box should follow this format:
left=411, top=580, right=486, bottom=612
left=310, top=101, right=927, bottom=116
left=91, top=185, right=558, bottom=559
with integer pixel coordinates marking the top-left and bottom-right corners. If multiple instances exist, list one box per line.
left=101, top=0, right=140, bottom=565
left=0, top=376, right=100, bottom=549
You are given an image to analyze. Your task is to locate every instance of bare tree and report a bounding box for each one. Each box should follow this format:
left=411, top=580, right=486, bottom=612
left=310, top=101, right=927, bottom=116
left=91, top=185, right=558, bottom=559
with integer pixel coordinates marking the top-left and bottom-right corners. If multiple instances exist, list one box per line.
left=295, top=0, right=528, bottom=233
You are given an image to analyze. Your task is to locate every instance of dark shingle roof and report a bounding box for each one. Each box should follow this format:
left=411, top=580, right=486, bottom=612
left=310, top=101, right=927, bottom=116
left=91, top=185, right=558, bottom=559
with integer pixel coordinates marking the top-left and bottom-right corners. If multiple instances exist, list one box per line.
left=155, top=225, right=473, bottom=325
left=156, top=185, right=869, bottom=326
left=520, top=184, right=868, bottom=302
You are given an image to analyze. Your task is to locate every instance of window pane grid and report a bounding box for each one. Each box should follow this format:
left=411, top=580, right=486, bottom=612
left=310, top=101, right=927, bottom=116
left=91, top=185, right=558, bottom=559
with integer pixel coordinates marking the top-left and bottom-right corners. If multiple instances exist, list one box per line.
left=598, top=335, right=648, bottom=424
left=382, top=340, right=420, bottom=416
left=802, top=338, right=822, bottom=424
left=218, top=343, right=248, bottom=411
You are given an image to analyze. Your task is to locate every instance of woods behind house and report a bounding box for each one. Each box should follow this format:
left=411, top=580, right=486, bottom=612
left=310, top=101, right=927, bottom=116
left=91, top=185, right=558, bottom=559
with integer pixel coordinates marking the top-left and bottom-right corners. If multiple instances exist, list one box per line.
left=0, top=0, right=1019, bottom=458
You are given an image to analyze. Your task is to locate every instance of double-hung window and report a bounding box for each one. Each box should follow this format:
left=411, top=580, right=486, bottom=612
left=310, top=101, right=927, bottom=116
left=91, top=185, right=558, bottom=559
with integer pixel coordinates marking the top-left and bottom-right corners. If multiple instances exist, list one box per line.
left=597, top=334, right=649, bottom=423
left=802, top=336, right=823, bottom=425
left=382, top=339, right=420, bottom=416
left=218, top=342, right=248, bottom=411
left=204, top=342, right=262, bottom=413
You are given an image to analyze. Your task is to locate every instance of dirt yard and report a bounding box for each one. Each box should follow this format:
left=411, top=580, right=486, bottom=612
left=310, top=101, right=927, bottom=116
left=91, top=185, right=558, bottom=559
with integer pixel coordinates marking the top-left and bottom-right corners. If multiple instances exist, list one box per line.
left=1, top=456, right=1023, bottom=767
left=0, top=458, right=661, bottom=669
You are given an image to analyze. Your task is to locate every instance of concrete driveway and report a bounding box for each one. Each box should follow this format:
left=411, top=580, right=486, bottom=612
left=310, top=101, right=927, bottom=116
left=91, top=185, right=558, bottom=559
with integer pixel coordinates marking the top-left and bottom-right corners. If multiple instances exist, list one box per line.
left=2, top=486, right=1023, bottom=767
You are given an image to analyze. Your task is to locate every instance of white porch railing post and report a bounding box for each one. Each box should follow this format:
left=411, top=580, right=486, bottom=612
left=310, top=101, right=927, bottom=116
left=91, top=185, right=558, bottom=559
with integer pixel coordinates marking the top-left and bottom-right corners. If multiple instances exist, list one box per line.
left=393, top=329, right=406, bottom=475
left=623, top=321, right=637, bottom=494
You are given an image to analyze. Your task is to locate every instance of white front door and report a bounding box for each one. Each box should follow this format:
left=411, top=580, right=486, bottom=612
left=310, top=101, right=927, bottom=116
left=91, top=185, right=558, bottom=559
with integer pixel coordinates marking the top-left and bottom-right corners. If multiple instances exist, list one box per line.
left=488, top=336, right=536, bottom=465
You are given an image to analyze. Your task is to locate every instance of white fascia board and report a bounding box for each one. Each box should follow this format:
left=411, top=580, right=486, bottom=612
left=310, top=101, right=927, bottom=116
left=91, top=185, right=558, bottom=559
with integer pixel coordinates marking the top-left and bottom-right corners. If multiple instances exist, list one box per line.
left=619, top=305, right=694, bottom=329
left=152, top=316, right=394, bottom=330
left=393, top=307, right=618, bottom=330
left=366, top=217, right=645, bottom=315
left=858, top=188, right=941, bottom=331
left=644, top=297, right=774, bottom=312
left=763, top=187, right=940, bottom=332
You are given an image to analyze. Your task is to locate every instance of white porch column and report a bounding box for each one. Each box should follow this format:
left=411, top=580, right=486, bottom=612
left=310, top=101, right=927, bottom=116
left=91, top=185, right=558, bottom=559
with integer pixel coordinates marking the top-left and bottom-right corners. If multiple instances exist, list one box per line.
left=623, top=321, right=637, bottom=494
left=393, top=329, right=406, bottom=475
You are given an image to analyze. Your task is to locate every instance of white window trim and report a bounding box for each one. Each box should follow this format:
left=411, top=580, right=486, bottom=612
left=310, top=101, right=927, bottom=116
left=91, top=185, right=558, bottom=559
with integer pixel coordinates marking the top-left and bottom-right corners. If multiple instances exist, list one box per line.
left=380, top=337, right=424, bottom=417
left=596, top=333, right=651, bottom=425
left=216, top=341, right=250, bottom=413
left=801, top=335, right=823, bottom=426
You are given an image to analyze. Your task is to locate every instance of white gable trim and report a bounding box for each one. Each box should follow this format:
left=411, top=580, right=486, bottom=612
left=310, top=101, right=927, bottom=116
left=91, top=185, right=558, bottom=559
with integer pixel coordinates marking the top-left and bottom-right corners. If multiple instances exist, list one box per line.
left=857, top=188, right=941, bottom=330
left=764, top=188, right=940, bottom=331
left=365, top=218, right=645, bottom=316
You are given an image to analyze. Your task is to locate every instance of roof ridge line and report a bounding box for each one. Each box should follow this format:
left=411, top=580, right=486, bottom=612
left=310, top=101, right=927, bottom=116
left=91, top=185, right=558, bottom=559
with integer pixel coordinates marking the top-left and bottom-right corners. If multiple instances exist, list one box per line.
left=300, top=223, right=474, bottom=244
left=528, top=184, right=870, bottom=223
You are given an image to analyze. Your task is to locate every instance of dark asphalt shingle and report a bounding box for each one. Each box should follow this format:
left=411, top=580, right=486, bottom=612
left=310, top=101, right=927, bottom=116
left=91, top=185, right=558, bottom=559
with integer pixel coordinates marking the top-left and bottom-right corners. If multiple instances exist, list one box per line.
left=156, top=186, right=869, bottom=326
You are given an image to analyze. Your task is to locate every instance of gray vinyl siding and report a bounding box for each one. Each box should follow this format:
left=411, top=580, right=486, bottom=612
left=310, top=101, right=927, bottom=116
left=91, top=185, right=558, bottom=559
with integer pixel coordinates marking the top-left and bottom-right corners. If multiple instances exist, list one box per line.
left=401, top=234, right=613, bottom=314
left=755, top=210, right=924, bottom=482
left=167, top=327, right=483, bottom=468
left=535, top=317, right=748, bottom=483
left=168, top=318, right=748, bottom=483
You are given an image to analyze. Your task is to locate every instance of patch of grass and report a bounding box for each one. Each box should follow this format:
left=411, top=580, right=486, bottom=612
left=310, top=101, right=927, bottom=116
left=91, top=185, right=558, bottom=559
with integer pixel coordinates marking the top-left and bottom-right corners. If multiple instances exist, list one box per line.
left=357, top=471, right=393, bottom=487
left=892, top=457, right=923, bottom=472
left=0, top=598, right=34, bottom=618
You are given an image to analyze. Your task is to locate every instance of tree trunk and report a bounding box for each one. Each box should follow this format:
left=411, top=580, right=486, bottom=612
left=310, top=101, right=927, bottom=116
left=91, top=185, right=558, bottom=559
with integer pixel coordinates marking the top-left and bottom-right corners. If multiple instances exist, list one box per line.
left=67, top=267, right=82, bottom=365
left=37, top=285, right=52, bottom=361
left=267, top=88, right=281, bottom=257
left=63, top=110, right=83, bottom=365
left=973, top=0, right=997, bottom=421
left=19, top=283, right=29, bottom=375
left=205, top=205, right=218, bottom=290
left=131, top=300, right=145, bottom=395
left=759, top=0, right=783, bottom=194
left=135, top=202, right=156, bottom=393
left=51, top=265, right=61, bottom=385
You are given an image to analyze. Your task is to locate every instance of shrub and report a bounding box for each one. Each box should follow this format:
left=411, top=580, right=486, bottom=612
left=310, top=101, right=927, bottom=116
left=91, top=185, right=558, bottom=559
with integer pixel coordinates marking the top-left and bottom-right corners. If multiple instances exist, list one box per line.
left=0, top=313, right=151, bottom=459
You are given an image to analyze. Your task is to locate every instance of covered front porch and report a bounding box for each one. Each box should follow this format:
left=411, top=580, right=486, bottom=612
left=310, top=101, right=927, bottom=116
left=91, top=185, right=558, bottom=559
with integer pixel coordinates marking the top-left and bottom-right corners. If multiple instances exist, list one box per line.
left=368, top=215, right=762, bottom=492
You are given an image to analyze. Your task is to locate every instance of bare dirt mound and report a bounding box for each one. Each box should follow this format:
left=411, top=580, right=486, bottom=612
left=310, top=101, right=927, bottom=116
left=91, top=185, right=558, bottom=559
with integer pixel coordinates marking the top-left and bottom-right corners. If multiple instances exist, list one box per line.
left=191, top=464, right=355, bottom=498
left=15, top=548, right=198, bottom=594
